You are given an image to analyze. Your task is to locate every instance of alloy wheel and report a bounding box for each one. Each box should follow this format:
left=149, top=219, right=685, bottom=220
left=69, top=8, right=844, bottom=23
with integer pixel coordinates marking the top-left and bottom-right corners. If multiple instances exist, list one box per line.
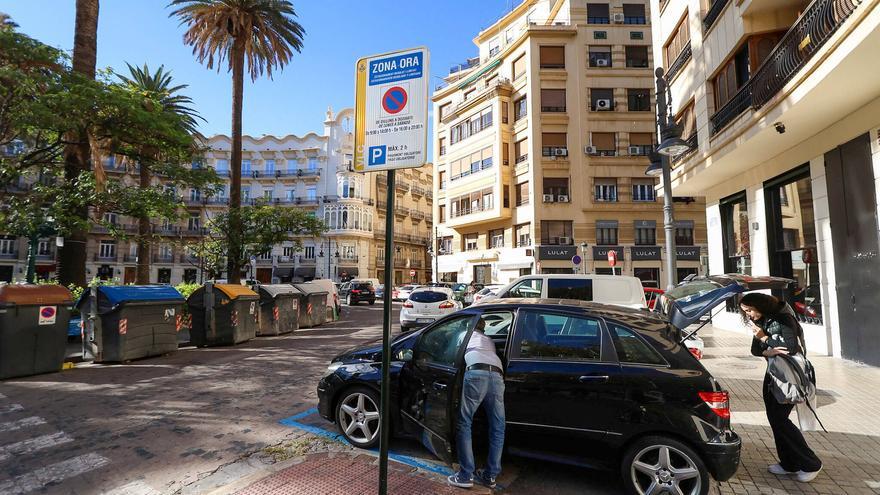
left=630, top=444, right=702, bottom=495
left=338, top=391, right=380, bottom=445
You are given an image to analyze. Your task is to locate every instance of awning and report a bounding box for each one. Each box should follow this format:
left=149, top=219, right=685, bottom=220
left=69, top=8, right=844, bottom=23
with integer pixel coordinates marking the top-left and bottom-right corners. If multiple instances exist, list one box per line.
left=274, top=267, right=293, bottom=279
left=456, top=59, right=502, bottom=90
left=497, top=261, right=533, bottom=270
left=294, top=267, right=316, bottom=279
left=338, top=267, right=359, bottom=277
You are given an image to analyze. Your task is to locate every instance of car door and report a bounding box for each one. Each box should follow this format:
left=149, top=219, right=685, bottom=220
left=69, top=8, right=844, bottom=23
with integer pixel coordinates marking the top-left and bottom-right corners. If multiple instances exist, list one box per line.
left=398, top=314, right=477, bottom=463
left=504, top=308, right=624, bottom=465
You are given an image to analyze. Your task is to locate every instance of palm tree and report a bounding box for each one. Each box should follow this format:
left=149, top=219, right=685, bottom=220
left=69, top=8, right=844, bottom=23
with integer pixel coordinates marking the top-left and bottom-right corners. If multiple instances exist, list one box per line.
left=58, top=0, right=99, bottom=288
left=0, top=12, right=19, bottom=31
left=116, top=63, right=203, bottom=284
left=169, top=0, right=304, bottom=283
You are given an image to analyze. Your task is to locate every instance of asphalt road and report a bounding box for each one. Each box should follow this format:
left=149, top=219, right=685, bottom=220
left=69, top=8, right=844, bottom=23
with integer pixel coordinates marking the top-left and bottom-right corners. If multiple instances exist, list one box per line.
left=0, top=302, right=624, bottom=494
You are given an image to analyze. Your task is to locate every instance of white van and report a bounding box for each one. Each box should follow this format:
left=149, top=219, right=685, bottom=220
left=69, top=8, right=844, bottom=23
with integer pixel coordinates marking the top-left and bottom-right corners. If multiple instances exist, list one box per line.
left=350, top=278, right=380, bottom=288
left=477, top=274, right=647, bottom=309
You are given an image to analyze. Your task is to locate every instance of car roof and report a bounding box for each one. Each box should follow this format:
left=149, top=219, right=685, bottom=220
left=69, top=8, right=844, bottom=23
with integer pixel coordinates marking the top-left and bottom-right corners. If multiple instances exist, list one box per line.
left=413, top=286, right=453, bottom=294
left=472, top=298, right=668, bottom=329
left=517, top=274, right=641, bottom=281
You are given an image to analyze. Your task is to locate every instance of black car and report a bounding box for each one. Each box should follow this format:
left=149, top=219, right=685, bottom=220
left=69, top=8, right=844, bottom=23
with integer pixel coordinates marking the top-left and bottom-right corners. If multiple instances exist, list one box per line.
left=318, top=297, right=744, bottom=494
left=338, top=282, right=376, bottom=306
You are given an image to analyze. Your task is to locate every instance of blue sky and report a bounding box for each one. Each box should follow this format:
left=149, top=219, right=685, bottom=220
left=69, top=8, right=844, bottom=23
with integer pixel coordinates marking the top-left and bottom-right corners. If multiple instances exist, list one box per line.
left=1, top=0, right=515, bottom=137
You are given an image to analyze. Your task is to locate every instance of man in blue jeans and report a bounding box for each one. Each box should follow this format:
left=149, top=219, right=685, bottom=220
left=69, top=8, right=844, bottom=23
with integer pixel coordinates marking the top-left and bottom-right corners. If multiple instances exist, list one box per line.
left=448, top=318, right=505, bottom=489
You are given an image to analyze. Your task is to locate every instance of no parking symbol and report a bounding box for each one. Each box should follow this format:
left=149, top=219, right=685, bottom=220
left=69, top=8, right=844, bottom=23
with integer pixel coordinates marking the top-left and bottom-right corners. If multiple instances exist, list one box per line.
left=381, top=86, right=408, bottom=114
left=38, top=306, right=57, bottom=325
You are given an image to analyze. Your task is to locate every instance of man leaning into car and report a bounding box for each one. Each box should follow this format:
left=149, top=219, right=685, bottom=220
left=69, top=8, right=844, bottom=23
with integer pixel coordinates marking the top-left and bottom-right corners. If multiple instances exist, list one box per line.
left=448, top=318, right=505, bottom=490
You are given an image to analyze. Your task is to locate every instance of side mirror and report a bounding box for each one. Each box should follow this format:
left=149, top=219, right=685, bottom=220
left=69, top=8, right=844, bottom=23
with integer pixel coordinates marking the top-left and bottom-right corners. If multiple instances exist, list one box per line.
left=396, top=349, right=413, bottom=362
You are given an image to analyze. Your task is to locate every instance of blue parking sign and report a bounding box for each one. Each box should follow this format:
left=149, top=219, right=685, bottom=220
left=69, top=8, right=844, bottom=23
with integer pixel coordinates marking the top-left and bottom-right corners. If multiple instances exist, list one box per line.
left=367, top=145, right=387, bottom=166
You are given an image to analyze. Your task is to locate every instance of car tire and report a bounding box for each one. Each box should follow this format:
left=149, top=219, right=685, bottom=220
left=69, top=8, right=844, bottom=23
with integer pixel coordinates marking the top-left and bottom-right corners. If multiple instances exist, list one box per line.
left=621, top=435, right=709, bottom=495
left=369, top=299, right=375, bottom=305
left=335, top=386, right=382, bottom=449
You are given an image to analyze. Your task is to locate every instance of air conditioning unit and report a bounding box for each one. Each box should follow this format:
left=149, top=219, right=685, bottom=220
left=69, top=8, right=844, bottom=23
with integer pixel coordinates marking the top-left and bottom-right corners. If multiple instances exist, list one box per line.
left=630, top=145, right=644, bottom=155
left=612, top=13, right=625, bottom=23
left=557, top=194, right=569, bottom=202
left=584, top=145, right=597, bottom=154
left=558, top=236, right=572, bottom=245
left=596, top=99, right=612, bottom=111
left=543, top=194, right=555, bottom=203
left=596, top=58, right=610, bottom=67
left=553, top=148, right=568, bottom=157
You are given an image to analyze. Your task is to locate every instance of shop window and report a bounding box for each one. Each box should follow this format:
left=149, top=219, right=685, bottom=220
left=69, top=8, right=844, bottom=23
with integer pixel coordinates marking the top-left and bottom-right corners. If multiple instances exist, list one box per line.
left=157, top=268, right=171, bottom=284
left=677, top=268, right=698, bottom=284
left=720, top=192, right=751, bottom=275
left=595, top=267, right=622, bottom=275
left=634, top=268, right=660, bottom=288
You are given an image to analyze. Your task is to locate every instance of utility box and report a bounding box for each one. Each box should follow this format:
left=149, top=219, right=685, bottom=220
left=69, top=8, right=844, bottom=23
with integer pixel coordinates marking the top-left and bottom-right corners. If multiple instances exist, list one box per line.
left=0, top=284, right=73, bottom=379
left=292, top=283, right=328, bottom=328
left=78, top=285, right=185, bottom=363
left=254, top=284, right=301, bottom=336
left=187, top=283, right=259, bottom=346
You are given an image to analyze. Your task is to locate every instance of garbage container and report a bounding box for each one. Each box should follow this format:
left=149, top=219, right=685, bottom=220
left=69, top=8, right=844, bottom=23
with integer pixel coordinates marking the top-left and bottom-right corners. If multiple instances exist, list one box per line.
left=254, top=284, right=301, bottom=336
left=292, top=283, right=328, bottom=328
left=0, top=284, right=73, bottom=379
left=187, top=283, right=259, bottom=346
left=77, top=285, right=185, bottom=363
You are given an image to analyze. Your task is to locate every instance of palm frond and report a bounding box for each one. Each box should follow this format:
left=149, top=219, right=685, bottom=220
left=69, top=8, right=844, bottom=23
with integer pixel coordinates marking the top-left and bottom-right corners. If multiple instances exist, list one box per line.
left=116, top=62, right=204, bottom=134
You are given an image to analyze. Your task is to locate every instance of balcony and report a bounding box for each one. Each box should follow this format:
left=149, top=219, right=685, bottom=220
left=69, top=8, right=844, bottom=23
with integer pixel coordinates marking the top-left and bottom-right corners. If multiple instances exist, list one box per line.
left=123, top=254, right=138, bottom=263
left=94, top=253, right=119, bottom=262
left=750, top=0, right=863, bottom=109
left=411, top=210, right=427, bottom=220
left=410, top=260, right=424, bottom=268
left=411, top=185, right=427, bottom=197
left=395, top=181, right=410, bottom=193
left=666, top=44, right=692, bottom=81
left=710, top=81, right=753, bottom=135
left=152, top=254, right=175, bottom=264
left=450, top=160, right=494, bottom=182
left=0, top=251, right=20, bottom=260
left=672, top=134, right=699, bottom=163
left=338, top=256, right=359, bottom=264
left=703, top=0, right=731, bottom=32
left=256, top=257, right=274, bottom=265
left=181, top=227, right=206, bottom=236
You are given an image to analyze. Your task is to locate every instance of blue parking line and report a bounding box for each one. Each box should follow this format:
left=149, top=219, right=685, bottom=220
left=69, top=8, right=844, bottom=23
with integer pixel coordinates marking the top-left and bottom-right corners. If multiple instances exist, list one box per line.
left=278, top=408, right=454, bottom=476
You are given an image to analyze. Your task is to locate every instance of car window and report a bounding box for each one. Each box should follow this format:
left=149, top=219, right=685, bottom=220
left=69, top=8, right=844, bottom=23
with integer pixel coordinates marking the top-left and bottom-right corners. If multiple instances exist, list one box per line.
left=547, top=279, right=593, bottom=300
left=515, top=311, right=601, bottom=361
left=409, top=291, right=449, bottom=303
left=414, top=316, right=473, bottom=367
left=353, top=283, right=372, bottom=290
left=607, top=323, right=666, bottom=366
left=480, top=312, right=513, bottom=336
left=505, top=278, right=543, bottom=298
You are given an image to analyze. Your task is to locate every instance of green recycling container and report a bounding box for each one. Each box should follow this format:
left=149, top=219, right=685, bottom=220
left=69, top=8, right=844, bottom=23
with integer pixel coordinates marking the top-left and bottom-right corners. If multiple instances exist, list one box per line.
left=187, top=284, right=259, bottom=346
left=292, top=283, right=328, bottom=328
left=254, top=284, right=301, bottom=336
left=0, top=284, right=73, bottom=379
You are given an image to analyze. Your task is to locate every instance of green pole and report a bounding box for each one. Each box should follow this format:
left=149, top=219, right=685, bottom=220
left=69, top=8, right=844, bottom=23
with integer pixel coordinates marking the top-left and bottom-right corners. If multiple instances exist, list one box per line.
left=25, top=233, right=39, bottom=283
left=378, top=169, right=395, bottom=495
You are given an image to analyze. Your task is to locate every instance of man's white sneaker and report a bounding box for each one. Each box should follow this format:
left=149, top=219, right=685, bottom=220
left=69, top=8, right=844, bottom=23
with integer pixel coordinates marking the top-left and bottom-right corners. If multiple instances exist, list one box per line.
left=768, top=464, right=795, bottom=475
left=795, top=467, right=822, bottom=482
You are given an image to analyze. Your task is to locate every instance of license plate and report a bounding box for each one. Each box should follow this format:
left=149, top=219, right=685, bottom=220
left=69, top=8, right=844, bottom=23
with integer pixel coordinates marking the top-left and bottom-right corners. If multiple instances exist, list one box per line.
left=416, top=318, right=434, bottom=324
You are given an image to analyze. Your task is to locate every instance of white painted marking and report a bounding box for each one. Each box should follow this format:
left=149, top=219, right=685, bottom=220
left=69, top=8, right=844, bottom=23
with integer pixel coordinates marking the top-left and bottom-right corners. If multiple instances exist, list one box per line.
left=0, top=416, right=46, bottom=433
left=0, top=452, right=110, bottom=495
left=0, top=403, right=24, bottom=414
left=0, top=392, right=6, bottom=399
left=102, top=480, right=161, bottom=495
left=0, top=431, right=74, bottom=462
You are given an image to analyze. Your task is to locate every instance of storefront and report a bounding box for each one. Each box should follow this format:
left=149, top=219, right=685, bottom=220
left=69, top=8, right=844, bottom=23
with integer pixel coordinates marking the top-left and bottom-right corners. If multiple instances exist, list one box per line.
left=537, top=246, right=579, bottom=275
left=592, top=246, right=623, bottom=276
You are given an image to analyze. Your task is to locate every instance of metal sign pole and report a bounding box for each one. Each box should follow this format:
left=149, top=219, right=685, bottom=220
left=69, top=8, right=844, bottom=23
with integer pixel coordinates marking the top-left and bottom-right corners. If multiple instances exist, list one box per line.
left=378, top=169, right=395, bottom=495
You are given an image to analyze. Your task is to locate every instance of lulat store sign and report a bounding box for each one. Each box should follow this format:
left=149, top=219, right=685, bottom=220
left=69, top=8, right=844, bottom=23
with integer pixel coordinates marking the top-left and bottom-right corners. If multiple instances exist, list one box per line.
left=538, top=246, right=578, bottom=260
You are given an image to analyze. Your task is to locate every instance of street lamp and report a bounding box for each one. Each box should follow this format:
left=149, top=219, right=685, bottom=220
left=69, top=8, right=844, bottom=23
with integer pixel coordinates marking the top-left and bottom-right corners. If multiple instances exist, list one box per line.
left=646, top=67, right=688, bottom=291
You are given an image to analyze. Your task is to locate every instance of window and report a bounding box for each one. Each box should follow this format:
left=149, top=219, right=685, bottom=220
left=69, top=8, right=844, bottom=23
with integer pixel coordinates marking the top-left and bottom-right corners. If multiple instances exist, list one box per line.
left=37, top=240, right=50, bottom=256
left=241, top=160, right=252, bottom=174
left=514, top=96, right=528, bottom=121
left=543, top=178, right=569, bottom=199
left=516, top=311, right=602, bottom=361
left=439, top=204, right=446, bottom=223
left=450, top=187, right=493, bottom=218
left=490, top=229, right=504, bottom=248
left=190, top=188, right=201, bottom=201
left=634, top=268, right=660, bottom=288
left=304, top=246, right=315, bottom=259
left=632, top=179, right=656, bottom=201
left=157, top=268, right=171, bottom=285
left=625, top=46, right=649, bottom=68
left=675, top=220, right=695, bottom=246
left=502, top=100, right=509, bottom=123
left=677, top=268, right=699, bottom=284
left=505, top=278, right=542, bottom=298
left=263, top=190, right=273, bottom=200
left=215, top=159, right=228, bottom=172
left=547, top=279, right=594, bottom=300
left=99, top=240, right=116, bottom=259
left=588, top=46, right=612, bottom=68
left=0, top=237, right=16, bottom=255
left=439, top=236, right=453, bottom=254
left=596, top=221, right=618, bottom=245
left=590, top=132, right=617, bottom=156
left=159, top=244, right=173, bottom=259
left=516, top=182, right=530, bottom=206
left=540, top=220, right=573, bottom=245
left=676, top=102, right=696, bottom=141
left=515, top=223, right=531, bottom=247
left=264, top=159, right=275, bottom=173
left=594, top=179, right=618, bottom=202
left=503, top=184, right=510, bottom=207
left=515, top=138, right=529, bottom=163
left=282, top=246, right=294, bottom=258
left=720, top=192, right=751, bottom=275
left=664, top=12, right=690, bottom=67
left=587, top=3, right=610, bottom=23
left=286, top=189, right=296, bottom=201
left=540, top=89, right=566, bottom=112
left=608, top=323, right=666, bottom=365
left=439, top=137, right=447, bottom=156
left=449, top=146, right=493, bottom=179
left=183, top=269, right=197, bottom=284
left=463, top=88, right=476, bottom=101
left=308, top=157, right=318, bottom=170
left=590, top=88, right=614, bottom=111
left=464, top=233, right=478, bottom=251
left=480, top=312, right=514, bottom=337
left=713, top=44, right=750, bottom=111
left=188, top=214, right=201, bottom=230
left=512, top=54, right=527, bottom=80
left=635, top=223, right=656, bottom=245
left=439, top=171, right=447, bottom=190
left=541, top=132, right=567, bottom=157
left=439, top=103, right=452, bottom=121
left=103, top=212, right=118, bottom=225
left=286, top=159, right=297, bottom=173
left=594, top=31, right=607, bottom=40
left=630, top=31, right=644, bottom=40
left=622, top=4, right=647, bottom=24
left=627, top=88, right=650, bottom=111
left=307, top=186, right=317, bottom=200
left=450, top=107, right=493, bottom=144
left=539, top=46, right=565, bottom=68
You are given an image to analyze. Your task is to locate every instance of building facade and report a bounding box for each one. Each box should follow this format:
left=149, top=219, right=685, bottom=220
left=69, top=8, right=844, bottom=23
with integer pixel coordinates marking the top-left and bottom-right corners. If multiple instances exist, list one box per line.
left=432, top=0, right=707, bottom=287
left=650, top=0, right=880, bottom=363
left=0, top=107, right=433, bottom=285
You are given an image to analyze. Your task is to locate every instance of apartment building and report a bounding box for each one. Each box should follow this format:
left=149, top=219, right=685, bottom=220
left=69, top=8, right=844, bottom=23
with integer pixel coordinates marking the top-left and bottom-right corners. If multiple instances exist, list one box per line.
left=0, top=107, right=433, bottom=285
left=650, top=0, right=880, bottom=363
left=432, top=0, right=707, bottom=287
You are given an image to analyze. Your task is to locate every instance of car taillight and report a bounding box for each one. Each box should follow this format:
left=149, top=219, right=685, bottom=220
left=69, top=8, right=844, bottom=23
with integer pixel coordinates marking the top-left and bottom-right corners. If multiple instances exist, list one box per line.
left=689, top=347, right=703, bottom=360
left=698, top=391, right=730, bottom=419
left=403, top=301, right=413, bottom=308
left=351, top=289, right=360, bottom=294
left=439, top=301, right=454, bottom=309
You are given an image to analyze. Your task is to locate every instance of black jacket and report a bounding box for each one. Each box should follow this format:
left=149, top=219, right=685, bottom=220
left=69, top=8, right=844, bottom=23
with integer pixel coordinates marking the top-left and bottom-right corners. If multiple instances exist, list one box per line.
left=750, top=312, right=803, bottom=357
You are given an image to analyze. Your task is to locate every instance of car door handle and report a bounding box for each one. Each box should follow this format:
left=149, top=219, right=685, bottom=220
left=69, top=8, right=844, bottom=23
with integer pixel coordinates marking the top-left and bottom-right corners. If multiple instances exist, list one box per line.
left=432, top=381, right=448, bottom=391
left=578, top=375, right=609, bottom=382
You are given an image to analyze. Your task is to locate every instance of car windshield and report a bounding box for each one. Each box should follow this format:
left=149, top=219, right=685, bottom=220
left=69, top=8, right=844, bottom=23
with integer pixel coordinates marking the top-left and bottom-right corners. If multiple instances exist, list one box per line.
left=400, top=285, right=415, bottom=291
left=353, top=283, right=372, bottom=290
left=452, top=283, right=467, bottom=291
left=664, top=280, right=724, bottom=304
left=409, top=291, right=449, bottom=303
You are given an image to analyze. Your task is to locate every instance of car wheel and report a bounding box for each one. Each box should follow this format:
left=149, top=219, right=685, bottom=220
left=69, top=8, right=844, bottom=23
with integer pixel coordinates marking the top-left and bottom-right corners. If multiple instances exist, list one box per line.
left=621, top=435, right=708, bottom=495
left=335, top=386, right=381, bottom=448
left=369, top=299, right=375, bottom=305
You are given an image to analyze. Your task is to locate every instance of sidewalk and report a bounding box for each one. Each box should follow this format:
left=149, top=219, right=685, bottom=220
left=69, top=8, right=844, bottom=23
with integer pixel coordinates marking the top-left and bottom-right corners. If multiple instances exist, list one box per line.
left=700, top=324, right=880, bottom=494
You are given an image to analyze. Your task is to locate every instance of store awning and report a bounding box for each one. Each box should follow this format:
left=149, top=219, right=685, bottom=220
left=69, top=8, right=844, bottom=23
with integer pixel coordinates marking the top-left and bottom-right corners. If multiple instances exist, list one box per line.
left=294, top=267, right=316, bottom=279
left=456, top=59, right=502, bottom=90
left=497, top=261, right=533, bottom=270
left=274, top=267, right=293, bottom=280
left=338, top=267, right=359, bottom=277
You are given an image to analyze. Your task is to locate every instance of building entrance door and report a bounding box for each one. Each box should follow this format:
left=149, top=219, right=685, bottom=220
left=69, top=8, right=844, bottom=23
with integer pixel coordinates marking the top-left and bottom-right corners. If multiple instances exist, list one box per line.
left=0, top=265, right=12, bottom=282
left=124, top=267, right=137, bottom=284
left=473, top=264, right=491, bottom=285
left=256, top=268, right=272, bottom=284
left=825, top=133, right=880, bottom=365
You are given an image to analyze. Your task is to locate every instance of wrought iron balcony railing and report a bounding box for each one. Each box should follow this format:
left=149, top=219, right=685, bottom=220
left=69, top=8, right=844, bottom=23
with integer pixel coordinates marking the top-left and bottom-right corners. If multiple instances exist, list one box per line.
left=703, top=0, right=730, bottom=32
left=710, top=81, right=753, bottom=135
left=666, top=44, right=692, bottom=81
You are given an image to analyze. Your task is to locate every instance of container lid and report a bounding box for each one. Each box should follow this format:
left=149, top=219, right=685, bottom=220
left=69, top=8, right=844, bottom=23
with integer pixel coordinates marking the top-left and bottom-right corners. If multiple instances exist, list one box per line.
left=97, top=285, right=185, bottom=306
left=292, top=283, right=329, bottom=296
left=0, top=284, right=73, bottom=305
left=256, top=284, right=301, bottom=298
left=215, top=284, right=258, bottom=300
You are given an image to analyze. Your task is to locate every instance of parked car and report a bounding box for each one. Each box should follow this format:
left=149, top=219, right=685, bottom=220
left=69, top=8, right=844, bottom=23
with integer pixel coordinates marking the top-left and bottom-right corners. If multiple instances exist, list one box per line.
left=399, top=287, right=462, bottom=331
left=375, top=284, right=385, bottom=300
left=473, top=284, right=504, bottom=305
left=338, top=281, right=376, bottom=306
left=392, top=285, right=420, bottom=302
left=478, top=274, right=647, bottom=309
left=644, top=287, right=664, bottom=310
left=68, top=317, right=82, bottom=339
left=318, top=296, right=744, bottom=494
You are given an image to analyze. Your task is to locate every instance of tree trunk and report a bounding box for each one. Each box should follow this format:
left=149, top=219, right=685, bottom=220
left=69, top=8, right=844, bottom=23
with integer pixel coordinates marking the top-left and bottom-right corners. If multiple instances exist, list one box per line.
left=58, top=0, right=99, bottom=288
left=136, top=162, right=151, bottom=284
left=227, top=38, right=245, bottom=284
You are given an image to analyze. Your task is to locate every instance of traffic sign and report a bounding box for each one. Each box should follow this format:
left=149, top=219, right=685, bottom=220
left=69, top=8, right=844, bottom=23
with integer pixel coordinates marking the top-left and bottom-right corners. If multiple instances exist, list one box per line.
left=571, top=255, right=582, bottom=265
left=608, top=250, right=618, bottom=267
left=354, top=47, right=429, bottom=172
left=38, top=306, right=57, bottom=325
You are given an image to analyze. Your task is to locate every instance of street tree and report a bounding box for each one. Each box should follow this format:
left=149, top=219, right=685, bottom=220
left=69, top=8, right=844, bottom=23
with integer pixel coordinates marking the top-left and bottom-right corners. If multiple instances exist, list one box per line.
left=169, top=0, right=305, bottom=283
